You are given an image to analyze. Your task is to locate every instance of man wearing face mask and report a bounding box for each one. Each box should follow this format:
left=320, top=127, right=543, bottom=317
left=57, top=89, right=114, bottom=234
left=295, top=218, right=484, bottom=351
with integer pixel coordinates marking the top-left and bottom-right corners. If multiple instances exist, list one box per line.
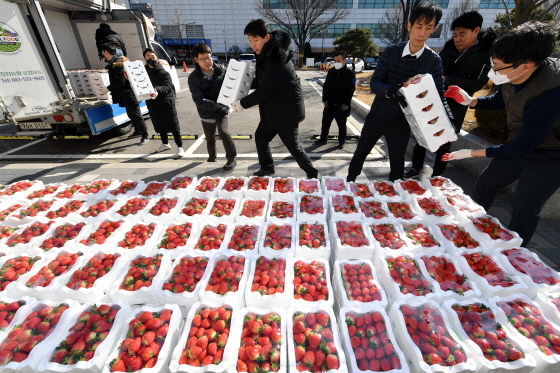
left=443, top=22, right=560, bottom=247
left=315, top=50, right=356, bottom=149
left=143, top=48, right=184, bottom=157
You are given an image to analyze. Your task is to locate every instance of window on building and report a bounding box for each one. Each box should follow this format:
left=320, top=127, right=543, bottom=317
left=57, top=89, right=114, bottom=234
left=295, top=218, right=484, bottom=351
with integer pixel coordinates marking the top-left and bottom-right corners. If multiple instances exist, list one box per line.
left=263, top=0, right=288, bottom=8
left=356, top=23, right=398, bottom=39
left=358, top=0, right=399, bottom=8
left=432, top=0, right=449, bottom=8
left=161, top=25, right=182, bottom=38
left=186, top=24, right=205, bottom=38
left=335, top=0, right=354, bottom=8
left=324, top=23, right=350, bottom=38
left=479, top=0, right=515, bottom=8
left=161, top=24, right=205, bottom=39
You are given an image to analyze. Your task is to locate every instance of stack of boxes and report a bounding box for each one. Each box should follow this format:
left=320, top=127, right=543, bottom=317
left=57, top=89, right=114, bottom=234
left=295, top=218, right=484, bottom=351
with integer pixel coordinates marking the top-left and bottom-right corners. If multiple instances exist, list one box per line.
left=217, top=59, right=254, bottom=106
left=123, top=60, right=157, bottom=101
left=88, top=72, right=111, bottom=101
left=67, top=69, right=105, bottom=98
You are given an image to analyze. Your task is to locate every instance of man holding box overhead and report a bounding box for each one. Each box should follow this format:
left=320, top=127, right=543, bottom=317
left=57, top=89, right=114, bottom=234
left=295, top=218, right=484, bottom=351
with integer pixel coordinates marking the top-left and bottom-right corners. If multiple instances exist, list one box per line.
left=346, top=1, right=453, bottom=182
left=443, top=22, right=560, bottom=246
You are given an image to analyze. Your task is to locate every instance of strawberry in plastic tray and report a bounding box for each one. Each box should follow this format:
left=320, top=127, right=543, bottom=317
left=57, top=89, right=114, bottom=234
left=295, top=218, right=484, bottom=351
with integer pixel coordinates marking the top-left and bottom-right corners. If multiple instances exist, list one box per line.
left=341, top=308, right=403, bottom=372
left=181, top=197, right=209, bottom=216
left=298, top=179, right=320, bottom=194
left=330, top=195, right=359, bottom=218
left=0, top=301, right=72, bottom=367
left=174, top=304, right=232, bottom=368
left=323, top=177, right=348, bottom=194
left=438, top=223, right=480, bottom=251
left=334, top=220, right=370, bottom=248
left=262, top=224, right=293, bottom=253
left=227, top=224, right=259, bottom=253
left=169, top=175, right=195, bottom=191
left=0, top=204, right=23, bottom=222
left=359, top=199, right=388, bottom=220
left=39, top=222, right=86, bottom=251
left=385, top=255, right=435, bottom=298
left=468, top=215, right=522, bottom=249
left=5, top=220, right=54, bottom=247
left=369, top=223, right=407, bottom=250
left=26, top=252, right=82, bottom=288
left=117, top=223, right=156, bottom=249
left=109, top=180, right=140, bottom=197
left=0, top=226, right=19, bottom=241
left=195, top=223, right=227, bottom=251
left=0, top=181, right=35, bottom=197
left=289, top=309, right=345, bottom=372
left=0, top=298, right=27, bottom=331
left=14, top=199, right=55, bottom=219
left=247, top=176, right=270, bottom=193
left=268, top=200, right=295, bottom=220
left=78, top=180, right=113, bottom=195
left=421, top=255, right=474, bottom=296
left=195, top=177, right=220, bottom=193
left=460, top=252, right=523, bottom=297
left=338, top=261, right=384, bottom=304
left=397, top=179, right=429, bottom=198
left=425, top=176, right=463, bottom=195
left=157, top=222, right=194, bottom=251
left=444, top=193, right=484, bottom=215
left=209, top=198, right=237, bottom=218
left=45, top=199, right=85, bottom=219
left=373, top=181, right=399, bottom=198
left=222, top=177, right=245, bottom=193
left=148, top=197, right=179, bottom=216
left=55, top=184, right=82, bottom=199
left=115, top=197, right=149, bottom=217
left=250, top=256, right=286, bottom=296
left=238, top=199, right=267, bottom=221
left=415, top=197, right=451, bottom=219
left=387, top=201, right=417, bottom=220
left=139, top=181, right=168, bottom=197
left=349, top=182, right=374, bottom=198
left=0, top=256, right=39, bottom=291
left=80, top=199, right=115, bottom=218
left=162, top=256, right=209, bottom=294
left=235, top=311, right=285, bottom=373
left=299, top=195, right=324, bottom=218
left=402, top=221, right=440, bottom=248
left=65, top=253, right=121, bottom=290
left=299, top=223, right=327, bottom=249
left=204, top=256, right=246, bottom=296
left=108, top=307, right=176, bottom=372
left=79, top=220, right=123, bottom=246
left=273, top=178, right=294, bottom=194
left=118, top=254, right=162, bottom=291
left=25, top=184, right=61, bottom=200
left=500, top=247, right=560, bottom=287
left=292, top=259, right=331, bottom=304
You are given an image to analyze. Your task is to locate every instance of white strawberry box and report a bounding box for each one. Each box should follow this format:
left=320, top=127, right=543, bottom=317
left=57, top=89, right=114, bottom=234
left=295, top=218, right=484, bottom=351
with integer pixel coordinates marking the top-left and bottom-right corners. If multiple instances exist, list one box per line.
left=329, top=219, right=375, bottom=261
left=169, top=300, right=238, bottom=372
left=328, top=194, right=361, bottom=221
left=74, top=218, right=126, bottom=253
left=535, top=292, right=560, bottom=327
left=154, top=221, right=199, bottom=260
left=371, top=180, right=402, bottom=202
left=453, top=251, right=529, bottom=299
left=206, top=197, right=241, bottom=224
left=410, top=196, right=454, bottom=224
left=442, top=297, right=536, bottom=373
left=295, top=221, right=331, bottom=261
left=164, top=174, right=198, bottom=197
left=489, top=294, right=560, bottom=372
left=322, top=175, right=350, bottom=196
left=0, top=295, right=37, bottom=335
left=266, top=198, right=296, bottom=225
left=440, top=192, right=486, bottom=223
left=176, top=196, right=212, bottom=223
left=28, top=220, right=90, bottom=256
left=217, top=58, right=254, bottom=106
left=244, top=254, right=290, bottom=309
left=389, top=297, right=477, bottom=373
left=0, top=254, right=47, bottom=298
left=189, top=222, right=233, bottom=257
left=101, top=303, right=182, bottom=373
left=421, top=176, right=463, bottom=197
left=6, top=198, right=65, bottom=226
left=434, top=222, right=485, bottom=255
left=393, top=179, right=432, bottom=201
left=235, top=198, right=269, bottom=226
left=286, top=305, right=348, bottom=373
left=77, top=199, right=119, bottom=223
left=365, top=220, right=412, bottom=253
left=259, top=222, right=296, bottom=258
left=105, top=180, right=145, bottom=200
left=347, top=182, right=376, bottom=199
left=228, top=307, right=288, bottom=373
left=400, top=220, right=444, bottom=251
left=357, top=198, right=390, bottom=221
left=138, top=181, right=170, bottom=198
left=142, top=195, right=185, bottom=225
left=72, top=179, right=119, bottom=202
left=152, top=254, right=214, bottom=309
left=286, top=257, right=334, bottom=310
left=296, top=178, right=322, bottom=196
left=2, top=219, right=57, bottom=255
left=339, top=304, right=409, bottom=373
left=192, top=177, right=225, bottom=198
left=297, top=194, right=327, bottom=223
left=0, top=180, right=44, bottom=204
left=109, top=196, right=152, bottom=224
left=113, top=221, right=164, bottom=259
left=223, top=223, right=262, bottom=258
left=41, top=198, right=89, bottom=222
left=385, top=199, right=419, bottom=221
left=333, top=259, right=389, bottom=311
left=218, top=176, right=247, bottom=199
left=463, top=215, right=523, bottom=251
left=270, top=177, right=297, bottom=200
left=23, top=183, right=68, bottom=202
left=123, top=60, right=157, bottom=100
left=243, top=176, right=272, bottom=200
left=36, top=300, right=132, bottom=373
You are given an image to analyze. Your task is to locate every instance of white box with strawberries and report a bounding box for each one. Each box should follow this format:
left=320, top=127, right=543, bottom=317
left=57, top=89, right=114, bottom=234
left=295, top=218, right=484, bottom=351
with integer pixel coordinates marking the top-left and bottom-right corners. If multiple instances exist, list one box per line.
left=123, top=60, right=157, bottom=101
left=217, top=59, right=254, bottom=106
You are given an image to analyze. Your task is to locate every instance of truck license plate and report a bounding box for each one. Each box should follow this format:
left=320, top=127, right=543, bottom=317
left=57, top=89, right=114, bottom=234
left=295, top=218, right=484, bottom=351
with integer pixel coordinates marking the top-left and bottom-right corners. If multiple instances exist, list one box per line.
left=18, top=122, right=52, bottom=130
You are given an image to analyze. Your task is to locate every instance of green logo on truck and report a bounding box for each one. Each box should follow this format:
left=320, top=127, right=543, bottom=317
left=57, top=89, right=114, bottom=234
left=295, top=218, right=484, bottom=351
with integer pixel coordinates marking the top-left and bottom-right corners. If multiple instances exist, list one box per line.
left=0, top=22, right=21, bottom=54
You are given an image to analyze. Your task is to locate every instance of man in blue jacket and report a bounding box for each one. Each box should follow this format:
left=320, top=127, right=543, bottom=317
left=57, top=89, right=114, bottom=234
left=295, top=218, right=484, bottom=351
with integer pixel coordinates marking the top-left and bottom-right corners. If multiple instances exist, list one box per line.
left=346, top=1, right=453, bottom=182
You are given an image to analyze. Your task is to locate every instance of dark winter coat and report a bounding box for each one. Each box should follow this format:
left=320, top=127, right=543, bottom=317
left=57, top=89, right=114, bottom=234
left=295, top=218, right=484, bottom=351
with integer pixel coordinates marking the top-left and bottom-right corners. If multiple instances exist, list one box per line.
left=106, top=56, right=137, bottom=108
left=145, top=62, right=179, bottom=133
left=240, top=29, right=304, bottom=132
left=188, top=64, right=229, bottom=120
left=370, top=42, right=453, bottom=126
left=440, top=28, right=496, bottom=129
left=96, top=27, right=127, bottom=56
left=323, top=66, right=356, bottom=117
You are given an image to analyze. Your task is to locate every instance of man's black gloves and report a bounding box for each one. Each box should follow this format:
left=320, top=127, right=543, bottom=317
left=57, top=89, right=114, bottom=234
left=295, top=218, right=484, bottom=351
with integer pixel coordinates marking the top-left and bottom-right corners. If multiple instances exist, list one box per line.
left=385, top=83, right=407, bottom=108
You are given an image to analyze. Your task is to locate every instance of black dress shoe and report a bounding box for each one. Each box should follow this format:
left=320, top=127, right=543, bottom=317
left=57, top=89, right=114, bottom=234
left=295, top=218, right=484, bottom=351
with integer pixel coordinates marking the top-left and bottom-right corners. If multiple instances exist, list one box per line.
left=404, top=168, right=420, bottom=179
left=207, top=158, right=217, bottom=162
left=253, top=168, right=275, bottom=177
left=306, top=173, right=319, bottom=179
left=314, top=138, right=328, bottom=145
left=337, top=143, right=344, bottom=149
left=223, top=160, right=237, bottom=170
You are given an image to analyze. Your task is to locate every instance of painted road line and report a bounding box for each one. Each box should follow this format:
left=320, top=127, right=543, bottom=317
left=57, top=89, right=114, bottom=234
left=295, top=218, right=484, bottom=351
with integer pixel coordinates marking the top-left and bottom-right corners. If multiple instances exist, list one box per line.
left=0, top=137, right=47, bottom=156
left=185, top=134, right=206, bottom=155
left=178, top=88, right=189, bottom=92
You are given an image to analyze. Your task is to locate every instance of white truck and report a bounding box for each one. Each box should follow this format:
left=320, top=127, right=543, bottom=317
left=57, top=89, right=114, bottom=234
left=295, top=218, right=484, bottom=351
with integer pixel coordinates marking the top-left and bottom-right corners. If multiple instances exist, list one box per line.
left=0, top=0, right=179, bottom=136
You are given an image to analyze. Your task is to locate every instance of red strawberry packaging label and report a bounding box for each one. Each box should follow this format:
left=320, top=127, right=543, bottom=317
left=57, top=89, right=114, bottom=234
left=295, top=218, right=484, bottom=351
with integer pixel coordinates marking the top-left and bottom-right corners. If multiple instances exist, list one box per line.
left=359, top=199, right=388, bottom=220
left=139, top=181, right=168, bottom=197
left=40, top=222, right=86, bottom=251
left=45, top=199, right=85, bottom=219
left=65, top=253, right=121, bottom=290
left=118, top=254, right=163, bottom=292
left=148, top=197, right=179, bottom=216
left=370, top=223, right=407, bottom=250
left=14, top=199, right=55, bottom=219
left=421, top=254, right=476, bottom=297
left=158, top=222, right=194, bottom=251
left=25, top=184, right=61, bottom=200
left=109, top=180, right=140, bottom=196
left=235, top=311, right=286, bottom=373
left=195, top=223, right=228, bottom=251
left=402, top=222, right=440, bottom=248
left=373, top=181, right=400, bottom=199
left=341, top=308, right=403, bottom=372
left=337, top=260, right=385, bottom=305
left=204, top=256, right=246, bottom=297
left=118, top=223, right=157, bottom=250
left=227, top=224, right=259, bottom=253
left=0, top=204, right=23, bottom=222
left=55, top=184, right=82, bottom=199
left=181, top=197, right=209, bottom=216
left=437, top=223, right=480, bottom=250
left=384, top=255, right=435, bottom=298
left=6, top=220, right=54, bottom=247
left=80, top=220, right=124, bottom=246
left=323, top=177, right=348, bottom=193
left=25, top=252, right=82, bottom=288
left=298, top=179, right=320, bottom=194
left=80, top=199, right=115, bottom=218
left=349, top=182, right=374, bottom=198
left=262, top=224, right=294, bottom=254
left=387, top=201, right=417, bottom=220
left=116, top=197, right=150, bottom=217
left=162, top=256, right=209, bottom=294
left=292, top=259, right=331, bottom=304
left=0, top=256, right=40, bottom=291
left=501, top=248, right=560, bottom=286
left=289, top=309, right=345, bottom=372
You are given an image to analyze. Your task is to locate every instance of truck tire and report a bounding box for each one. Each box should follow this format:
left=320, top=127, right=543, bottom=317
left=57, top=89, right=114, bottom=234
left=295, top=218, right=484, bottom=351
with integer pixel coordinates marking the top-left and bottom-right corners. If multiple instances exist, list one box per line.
left=112, top=123, right=133, bottom=136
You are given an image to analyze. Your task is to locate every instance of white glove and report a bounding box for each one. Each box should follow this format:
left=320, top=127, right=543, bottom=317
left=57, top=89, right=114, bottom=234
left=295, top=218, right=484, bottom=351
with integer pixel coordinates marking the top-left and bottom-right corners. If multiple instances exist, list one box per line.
left=99, top=87, right=110, bottom=94
left=444, top=86, right=474, bottom=106
left=442, top=149, right=473, bottom=161
left=232, top=100, right=244, bottom=113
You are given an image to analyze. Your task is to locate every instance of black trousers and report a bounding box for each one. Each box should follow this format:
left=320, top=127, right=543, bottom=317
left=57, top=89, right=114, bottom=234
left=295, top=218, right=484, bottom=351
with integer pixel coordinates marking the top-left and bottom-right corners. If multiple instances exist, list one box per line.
left=255, top=124, right=317, bottom=176
left=320, top=108, right=348, bottom=145
left=411, top=141, right=452, bottom=176
left=125, top=104, right=148, bottom=138
left=472, top=149, right=560, bottom=246
left=347, top=117, right=410, bottom=182
left=161, top=130, right=183, bottom=147
left=201, top=117, right=237, bottom=162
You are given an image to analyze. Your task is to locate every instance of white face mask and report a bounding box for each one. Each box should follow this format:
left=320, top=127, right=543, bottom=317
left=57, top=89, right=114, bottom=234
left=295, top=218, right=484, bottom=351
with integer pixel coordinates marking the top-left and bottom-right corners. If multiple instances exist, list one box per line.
left=333, top=62, right=343, bottom=70
left=487, top=64, right=522, bottom=85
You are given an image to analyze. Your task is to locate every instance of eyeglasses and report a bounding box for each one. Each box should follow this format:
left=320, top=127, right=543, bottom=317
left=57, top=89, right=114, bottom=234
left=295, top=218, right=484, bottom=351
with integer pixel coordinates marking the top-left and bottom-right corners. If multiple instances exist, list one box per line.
left=197, top=56, right=212, bottom=62
left=490, top=58, right=518, bottom=72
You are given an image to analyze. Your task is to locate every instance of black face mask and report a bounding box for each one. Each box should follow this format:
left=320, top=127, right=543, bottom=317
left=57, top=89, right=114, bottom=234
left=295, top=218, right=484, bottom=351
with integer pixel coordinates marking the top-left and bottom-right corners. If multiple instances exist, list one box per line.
left=147, top=58, right=158, bottom=67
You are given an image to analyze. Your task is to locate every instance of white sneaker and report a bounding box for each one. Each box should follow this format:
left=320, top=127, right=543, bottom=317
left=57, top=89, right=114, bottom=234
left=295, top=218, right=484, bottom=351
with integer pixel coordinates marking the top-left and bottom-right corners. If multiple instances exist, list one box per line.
left=176, top=147, right=185, bottom=157
left=155, top=143, right=171, bottom=152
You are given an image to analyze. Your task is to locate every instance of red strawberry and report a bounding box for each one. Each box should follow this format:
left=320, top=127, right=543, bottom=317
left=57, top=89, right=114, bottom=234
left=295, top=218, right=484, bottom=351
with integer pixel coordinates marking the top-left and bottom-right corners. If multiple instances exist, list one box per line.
left=326, top=354, right=339, bottom=370
left=303, top=351, right=315, bottom=368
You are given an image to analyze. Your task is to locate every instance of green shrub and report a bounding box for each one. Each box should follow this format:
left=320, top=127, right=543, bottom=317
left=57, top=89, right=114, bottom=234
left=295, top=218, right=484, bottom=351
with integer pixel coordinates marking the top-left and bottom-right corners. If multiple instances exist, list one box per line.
left=474, top=81, right=509, bottom=142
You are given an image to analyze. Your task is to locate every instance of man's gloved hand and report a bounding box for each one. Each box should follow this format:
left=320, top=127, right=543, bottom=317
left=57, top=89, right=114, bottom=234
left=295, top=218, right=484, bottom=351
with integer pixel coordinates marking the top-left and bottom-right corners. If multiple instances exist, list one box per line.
left=444, top=86, right=474, bottom=105
left=214, top=102, right=228, bottom=110
left=341, top=104, right=348, bottom=111
left=231, top=101, right=244, bottom=113
left=441, top=149, right=473, bottom=161
left=323, top=101, right=328, bottom=108
left=385, top=82, right=404, bottom=99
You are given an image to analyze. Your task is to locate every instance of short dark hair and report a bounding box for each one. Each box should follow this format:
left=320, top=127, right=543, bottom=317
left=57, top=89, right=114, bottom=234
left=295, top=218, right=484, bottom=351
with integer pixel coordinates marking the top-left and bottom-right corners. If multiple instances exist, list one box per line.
left=492, top=22, right=556, bottom=66
left=451, top=11, right=483, bottom=31
left=100, top=43, right=116, bottom=55
left=244, top=19, right=269, bottom=38
left=143, top=48, right=156, bottom=57
left=192, top=43, right=212, bottom=58
left=333, top=50, right=347, bottom=59
left=99, top=23, right=111, bottom=29
left=409, top=1, right=442, bottom=26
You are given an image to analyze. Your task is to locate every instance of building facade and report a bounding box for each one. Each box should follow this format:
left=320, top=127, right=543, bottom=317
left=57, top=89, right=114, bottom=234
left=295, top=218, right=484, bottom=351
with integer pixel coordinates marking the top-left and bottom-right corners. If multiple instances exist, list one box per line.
left=144, top=0, right=513, bottom=60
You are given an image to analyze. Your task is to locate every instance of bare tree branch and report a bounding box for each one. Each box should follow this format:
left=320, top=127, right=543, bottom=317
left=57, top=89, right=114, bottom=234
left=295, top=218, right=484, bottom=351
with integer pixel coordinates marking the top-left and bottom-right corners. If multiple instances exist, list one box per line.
left=380, top=5, right=404, bottom=46
left=441, top=0, right=478, bottom=40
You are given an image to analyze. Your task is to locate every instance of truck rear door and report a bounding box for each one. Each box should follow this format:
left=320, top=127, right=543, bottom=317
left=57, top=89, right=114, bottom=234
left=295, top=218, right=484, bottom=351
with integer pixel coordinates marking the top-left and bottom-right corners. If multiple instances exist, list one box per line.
left=0, top=0, right=72, bottom=125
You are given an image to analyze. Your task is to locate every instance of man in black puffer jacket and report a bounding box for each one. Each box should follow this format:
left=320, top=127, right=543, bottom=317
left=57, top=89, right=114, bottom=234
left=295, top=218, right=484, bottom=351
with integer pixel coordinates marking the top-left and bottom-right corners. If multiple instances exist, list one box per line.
left=234, top=19, right=318, bottom=178
left=96, top=23, right=127, bottom=60
left=407, top=11, right=496, bottom=178
left=346, top=1, right=453, bottom=182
